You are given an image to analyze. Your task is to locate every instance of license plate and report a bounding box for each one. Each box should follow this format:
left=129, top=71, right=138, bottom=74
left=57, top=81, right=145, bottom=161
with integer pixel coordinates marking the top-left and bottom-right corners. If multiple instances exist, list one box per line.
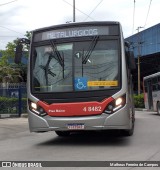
left=67, top=123, right=85, bottom=130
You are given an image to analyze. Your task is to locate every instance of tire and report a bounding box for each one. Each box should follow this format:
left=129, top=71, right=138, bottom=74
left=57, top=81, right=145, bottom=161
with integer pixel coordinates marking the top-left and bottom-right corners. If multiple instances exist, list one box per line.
left=157, top=102, right=160, bottom=115
left=55, top=131, right=70, bottom=137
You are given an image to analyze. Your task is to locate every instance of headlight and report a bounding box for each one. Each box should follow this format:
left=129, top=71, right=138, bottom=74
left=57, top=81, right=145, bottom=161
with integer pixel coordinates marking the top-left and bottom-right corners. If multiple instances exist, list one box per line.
left=115, top=97, right=123, bottom=106
left=104, top=94, right=126, bottom=114
left=29, top=100, right=47, bottom=117
left=31, top=102, right=37, bottom=110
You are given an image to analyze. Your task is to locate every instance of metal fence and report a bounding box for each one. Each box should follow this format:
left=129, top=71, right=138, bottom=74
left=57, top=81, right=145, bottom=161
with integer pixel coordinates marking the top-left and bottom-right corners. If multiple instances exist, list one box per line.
left=0, top=83, right=27, bottom=117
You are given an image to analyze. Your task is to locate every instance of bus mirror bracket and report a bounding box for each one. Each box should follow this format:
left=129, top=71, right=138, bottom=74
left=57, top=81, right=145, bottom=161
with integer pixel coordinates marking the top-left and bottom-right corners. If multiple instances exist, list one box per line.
left=15, top=44, right=23, bottom=64
left=128, top=51, right=136, bottom=70
left=125, top=41, right=136, bottom=70
left=14, top=38, right=30, bottom=64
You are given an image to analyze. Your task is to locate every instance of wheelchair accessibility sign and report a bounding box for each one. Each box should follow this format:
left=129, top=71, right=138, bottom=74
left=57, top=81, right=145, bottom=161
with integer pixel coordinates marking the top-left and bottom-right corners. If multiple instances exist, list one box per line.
left=74, top=77, right=88, bottom=90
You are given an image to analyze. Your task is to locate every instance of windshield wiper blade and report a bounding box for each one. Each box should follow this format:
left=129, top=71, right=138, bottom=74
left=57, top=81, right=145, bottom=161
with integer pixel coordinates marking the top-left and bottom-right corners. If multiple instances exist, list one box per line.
left=50, top=40, right=64, bottom=67
left=40, top=54, right=57, bottom=87
left=82, top=36, right=99, bottom=64
left=39, top=65, right=56, bottom=77
left=50, top=40, right=65, bottom=78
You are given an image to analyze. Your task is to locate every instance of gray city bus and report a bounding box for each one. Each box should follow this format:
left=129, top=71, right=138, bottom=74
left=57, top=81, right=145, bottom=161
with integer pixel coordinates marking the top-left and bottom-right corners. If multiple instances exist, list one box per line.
left=144, top=72, right=160, bottom=114
left=16, top=21, right=135, bottom=136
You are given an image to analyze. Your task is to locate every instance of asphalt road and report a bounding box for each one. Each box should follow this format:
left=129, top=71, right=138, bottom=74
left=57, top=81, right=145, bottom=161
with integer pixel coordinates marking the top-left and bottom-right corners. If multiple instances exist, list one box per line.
left=0, top=111, right=160, bottom=170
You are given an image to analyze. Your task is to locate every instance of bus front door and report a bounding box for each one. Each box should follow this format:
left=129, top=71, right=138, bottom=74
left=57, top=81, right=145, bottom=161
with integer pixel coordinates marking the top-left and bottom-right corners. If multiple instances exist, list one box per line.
left=147, top=80, right=153, bottom=110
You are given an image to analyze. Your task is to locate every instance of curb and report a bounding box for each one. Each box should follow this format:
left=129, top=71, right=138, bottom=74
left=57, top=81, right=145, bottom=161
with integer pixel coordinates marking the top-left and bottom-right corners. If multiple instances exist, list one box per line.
left=0, top=114, right=19, bottom=119
left=21, top=113, right=28, bottom=118
left=135, top=108, right=145, bottom=111
left=0, top=113, right=28, bottom=119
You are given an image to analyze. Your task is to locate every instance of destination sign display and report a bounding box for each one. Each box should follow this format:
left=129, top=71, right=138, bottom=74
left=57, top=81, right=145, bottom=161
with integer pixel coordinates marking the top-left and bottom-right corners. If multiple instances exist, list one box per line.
left=34, top=25, right=118, bottom=42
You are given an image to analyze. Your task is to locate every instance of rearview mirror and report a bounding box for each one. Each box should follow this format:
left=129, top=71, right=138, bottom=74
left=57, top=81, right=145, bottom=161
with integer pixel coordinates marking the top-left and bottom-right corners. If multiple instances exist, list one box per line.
left=15, top=44, right=23, bottom=64
left=127, top=51, right=136, bottom=70
left=125, top=41, right=136, bottom=70
left=14, top=38, right=30, bottom=64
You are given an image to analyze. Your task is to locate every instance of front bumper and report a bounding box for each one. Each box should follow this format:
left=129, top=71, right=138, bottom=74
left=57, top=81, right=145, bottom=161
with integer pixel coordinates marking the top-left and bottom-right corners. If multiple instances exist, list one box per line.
left=28, top=104, right=131, bottom=132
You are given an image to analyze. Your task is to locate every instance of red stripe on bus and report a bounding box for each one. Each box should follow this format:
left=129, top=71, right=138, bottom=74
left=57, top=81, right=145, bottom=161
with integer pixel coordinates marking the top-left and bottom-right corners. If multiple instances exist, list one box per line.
left=37, top=97, right=114, bottom=117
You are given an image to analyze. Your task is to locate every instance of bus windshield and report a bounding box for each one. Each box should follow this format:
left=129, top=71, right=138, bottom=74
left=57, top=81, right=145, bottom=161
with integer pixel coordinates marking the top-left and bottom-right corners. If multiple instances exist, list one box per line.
left=32, top=39, right=119, bottom=93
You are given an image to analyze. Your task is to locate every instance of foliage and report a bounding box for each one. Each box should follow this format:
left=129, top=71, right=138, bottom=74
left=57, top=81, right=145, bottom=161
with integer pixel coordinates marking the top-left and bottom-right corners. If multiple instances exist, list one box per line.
left=133, top=94, right=145, bottom=108
left=6, top=40, right=18, bottom=59
left=0, top=31, right=31, bottom=83
left=0, top=65, right=23, bottom=83
left=4, top=31, right=31, bottom=59
left=24, top=31, right=32, bottom=52
left=0, top=53, right=8, bottom=66
left=0, top=97, right=27, bottom=113
left=25, top=31, right=32, bottom=41
left=0, top=96, right=27, bottom=102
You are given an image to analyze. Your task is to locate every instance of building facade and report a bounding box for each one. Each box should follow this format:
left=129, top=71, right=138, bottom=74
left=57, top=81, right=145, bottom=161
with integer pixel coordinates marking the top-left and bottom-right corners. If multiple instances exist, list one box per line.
left=125, top=23, right=160, bottom=93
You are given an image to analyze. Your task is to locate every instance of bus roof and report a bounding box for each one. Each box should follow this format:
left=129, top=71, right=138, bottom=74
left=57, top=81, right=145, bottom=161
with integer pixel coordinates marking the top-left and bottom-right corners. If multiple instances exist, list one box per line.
left=144, top=72, right=160, bottom=80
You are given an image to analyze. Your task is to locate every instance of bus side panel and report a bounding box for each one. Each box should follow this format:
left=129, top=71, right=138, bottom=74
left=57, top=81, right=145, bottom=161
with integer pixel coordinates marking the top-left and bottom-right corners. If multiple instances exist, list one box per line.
left=144, top=92, right=149, bottom=110
left=152, top=91, right=160, bottom=111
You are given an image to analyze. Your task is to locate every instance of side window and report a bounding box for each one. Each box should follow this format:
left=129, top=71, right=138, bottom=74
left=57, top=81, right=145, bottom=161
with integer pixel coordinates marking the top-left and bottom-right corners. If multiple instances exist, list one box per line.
left=152, top=77, right=158, bottom=84
left=152, top=77, right=158, bottom=91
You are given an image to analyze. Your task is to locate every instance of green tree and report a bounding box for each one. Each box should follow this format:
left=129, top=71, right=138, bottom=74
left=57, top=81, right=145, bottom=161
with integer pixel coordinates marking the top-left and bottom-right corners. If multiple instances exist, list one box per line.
left=0, top=65, right=23, bottom=83
left=0, top=31, right=31, bottom=83
left=0, top=50, right=8, bottom=66
left=6, top=40, right=18, bottom=58
left=25, top=31, right=32, bottom=40
left=24, top=31, right=32, bottom=52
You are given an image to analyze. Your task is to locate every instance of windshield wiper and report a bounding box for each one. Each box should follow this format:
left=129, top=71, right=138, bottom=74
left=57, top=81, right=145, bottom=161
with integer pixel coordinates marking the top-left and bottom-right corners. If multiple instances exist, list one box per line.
left=40, top=54, right=56, bottom=87
left=50, top=40, right=65, bottom=78
left=39, top=65, right=56, bottom=77
left=82, top=36, right=99, bottom=64
left=50, top=40, right=64, bottom=67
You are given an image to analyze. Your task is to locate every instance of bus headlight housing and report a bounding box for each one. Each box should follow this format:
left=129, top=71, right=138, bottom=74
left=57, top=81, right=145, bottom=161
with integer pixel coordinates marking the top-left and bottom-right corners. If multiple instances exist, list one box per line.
left=29, top=101, right=47, bottom=117
left=31, top=102, right=37, bottom=110
left=104, top=94, right=126, bottom=114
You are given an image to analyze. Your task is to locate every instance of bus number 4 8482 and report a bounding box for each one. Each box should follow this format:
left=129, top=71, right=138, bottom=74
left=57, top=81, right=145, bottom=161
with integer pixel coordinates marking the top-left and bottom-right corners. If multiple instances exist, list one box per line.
left=83, top=106, right=102, bottom=112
